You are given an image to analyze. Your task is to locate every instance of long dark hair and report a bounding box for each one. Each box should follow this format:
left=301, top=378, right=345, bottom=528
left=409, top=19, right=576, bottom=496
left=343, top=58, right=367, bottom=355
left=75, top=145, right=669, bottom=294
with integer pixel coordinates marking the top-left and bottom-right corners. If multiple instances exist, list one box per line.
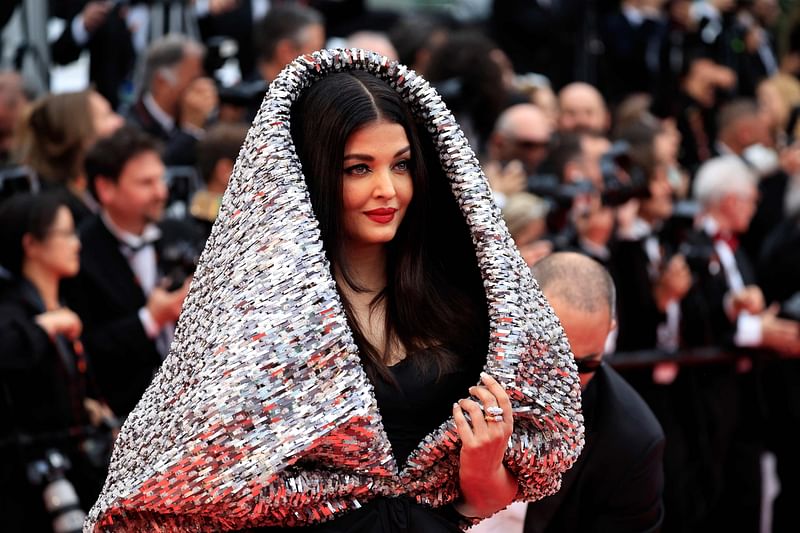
left=291, top=71, right=488, bottom=384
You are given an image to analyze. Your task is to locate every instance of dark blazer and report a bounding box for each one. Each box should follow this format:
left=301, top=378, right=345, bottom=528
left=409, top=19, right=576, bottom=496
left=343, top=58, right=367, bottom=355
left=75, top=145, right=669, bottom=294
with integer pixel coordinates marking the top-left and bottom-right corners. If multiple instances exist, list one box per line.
left=610, top=238, right=665, bottom=352
left=50, top=0, right=135, bottom=109
left=0, top=279, right=92, bottom=441
left=680, top=228, right=756, bottom=349
left=741, top=171, right=788, bottom=265
left=125, top=98, right=200, bottom=166
left=63, top=215, right=162, bottom=417
left=599, top=12, right=666, bottom=104
left=758, top=214, right=800, bottom=305
left=524, top=364, right=665, bottom=533
left=0, top=278, right=103, bottom=533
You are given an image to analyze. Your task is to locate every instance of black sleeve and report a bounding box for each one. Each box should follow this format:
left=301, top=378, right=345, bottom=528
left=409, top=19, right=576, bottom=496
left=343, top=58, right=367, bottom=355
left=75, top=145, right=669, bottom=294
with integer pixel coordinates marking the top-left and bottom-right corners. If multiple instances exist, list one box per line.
left=50, top=15, right=84, bottom=65
left=0, top=305, right=52, bottom=371
left=593, top=436, right=665, bottom=533
left=63, top=276, right=161, bottom=416
left=611, top=241, right=665, bottom=351
left=163, top=130, right=200, bottom=167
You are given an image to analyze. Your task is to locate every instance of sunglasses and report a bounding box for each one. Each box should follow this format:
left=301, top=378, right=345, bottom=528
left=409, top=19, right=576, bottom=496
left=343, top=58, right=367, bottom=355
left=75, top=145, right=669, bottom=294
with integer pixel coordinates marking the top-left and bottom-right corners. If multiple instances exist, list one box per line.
left=575, top=354, right=603, bottom=374
left=512, top=138, right=550, bottom=150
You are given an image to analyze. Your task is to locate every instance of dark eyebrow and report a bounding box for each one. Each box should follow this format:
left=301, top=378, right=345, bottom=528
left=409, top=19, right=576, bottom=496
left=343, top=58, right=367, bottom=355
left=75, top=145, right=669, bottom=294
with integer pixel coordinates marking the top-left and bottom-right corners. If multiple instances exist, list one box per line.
left=343, top=146, right=411, bottom=161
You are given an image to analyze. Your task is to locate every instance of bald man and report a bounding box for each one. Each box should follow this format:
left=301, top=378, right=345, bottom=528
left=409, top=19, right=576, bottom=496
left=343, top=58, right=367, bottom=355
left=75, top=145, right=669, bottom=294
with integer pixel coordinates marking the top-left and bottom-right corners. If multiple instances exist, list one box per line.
left=557, top=82, right=610, bottom=134
left=524, top=252, right=664, bottom=533
left=471, top=253, right=665, bottom=533
left=488, top=104, right=553, bottom=175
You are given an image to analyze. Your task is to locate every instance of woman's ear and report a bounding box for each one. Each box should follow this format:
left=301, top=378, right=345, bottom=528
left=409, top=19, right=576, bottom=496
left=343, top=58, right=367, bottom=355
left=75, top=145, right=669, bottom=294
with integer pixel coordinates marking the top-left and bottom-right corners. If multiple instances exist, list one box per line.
left=21, top=232, right=38, bottom=260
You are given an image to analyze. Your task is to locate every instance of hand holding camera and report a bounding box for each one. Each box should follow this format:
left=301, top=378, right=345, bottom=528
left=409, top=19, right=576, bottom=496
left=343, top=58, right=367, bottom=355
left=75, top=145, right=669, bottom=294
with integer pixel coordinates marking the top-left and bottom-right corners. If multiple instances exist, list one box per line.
left=146, top=277, right=191, bottom=328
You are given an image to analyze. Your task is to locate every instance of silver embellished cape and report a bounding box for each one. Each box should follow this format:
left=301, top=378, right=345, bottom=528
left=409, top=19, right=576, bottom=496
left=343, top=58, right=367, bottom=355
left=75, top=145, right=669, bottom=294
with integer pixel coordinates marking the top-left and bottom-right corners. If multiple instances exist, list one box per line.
left=85, top=49, right=584, bottom=532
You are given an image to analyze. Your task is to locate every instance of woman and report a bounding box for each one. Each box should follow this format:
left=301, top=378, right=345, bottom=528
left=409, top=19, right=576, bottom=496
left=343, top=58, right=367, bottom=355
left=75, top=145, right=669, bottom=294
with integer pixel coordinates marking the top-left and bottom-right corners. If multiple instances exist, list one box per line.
left=85, top=50, right=583, bottom=531
left=17, top=90, right=123, bottom=224
left=0, top=193, right=115, bottom=532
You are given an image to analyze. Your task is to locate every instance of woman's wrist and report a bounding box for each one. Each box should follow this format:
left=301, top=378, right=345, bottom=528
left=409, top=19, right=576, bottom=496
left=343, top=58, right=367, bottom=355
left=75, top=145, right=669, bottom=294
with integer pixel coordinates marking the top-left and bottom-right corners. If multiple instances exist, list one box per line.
left=456, top=464, right=518, bottom=518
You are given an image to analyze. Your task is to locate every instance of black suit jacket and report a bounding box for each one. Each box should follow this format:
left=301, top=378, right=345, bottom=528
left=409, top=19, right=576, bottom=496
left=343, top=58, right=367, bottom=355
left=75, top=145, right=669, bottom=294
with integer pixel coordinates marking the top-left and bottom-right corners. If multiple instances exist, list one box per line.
left=524, top=364, right=665, bottom=533
left=758, top=214, right=800, bottom=305
left=680, top=228, right=756, bottom=349
left=610, top=238, right=666, bottom=352
left=126, top=98, right=200, bottom=166
left=741, top=171, right=788, bottom=265
left=63, top=215, right=163, bottom=416
left=599, top=12, right=666, bottom=104
left=50, top=0, right=135, bottom=109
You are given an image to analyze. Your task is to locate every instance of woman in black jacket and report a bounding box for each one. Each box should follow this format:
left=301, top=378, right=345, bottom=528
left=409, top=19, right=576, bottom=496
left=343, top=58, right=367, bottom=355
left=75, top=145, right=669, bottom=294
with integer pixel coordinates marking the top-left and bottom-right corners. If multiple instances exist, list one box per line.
left=0, top=192, right=115, bottom=532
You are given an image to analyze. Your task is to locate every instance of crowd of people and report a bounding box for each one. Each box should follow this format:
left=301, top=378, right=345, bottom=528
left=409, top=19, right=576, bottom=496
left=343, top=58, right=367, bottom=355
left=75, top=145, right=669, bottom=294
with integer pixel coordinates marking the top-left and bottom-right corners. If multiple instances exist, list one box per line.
left=2, top=0, right=800, bottom=532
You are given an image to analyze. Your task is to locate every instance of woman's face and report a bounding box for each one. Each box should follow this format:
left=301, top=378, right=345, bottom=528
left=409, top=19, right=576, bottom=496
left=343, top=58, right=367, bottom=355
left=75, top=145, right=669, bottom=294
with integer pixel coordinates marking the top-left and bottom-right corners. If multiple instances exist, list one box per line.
left=89, top=91, right=123, bottom=139
left=654, top=119, right=681, bottom=164
left=26, top=206, right=81, bottom=278
left=341, top=120, right=414, bottom=249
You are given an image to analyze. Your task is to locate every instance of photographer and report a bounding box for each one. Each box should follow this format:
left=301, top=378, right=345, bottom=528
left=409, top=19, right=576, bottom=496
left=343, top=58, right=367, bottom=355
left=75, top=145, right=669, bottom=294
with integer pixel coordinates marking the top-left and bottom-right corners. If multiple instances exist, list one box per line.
left=63, top=126, right=203, bottom=418
left=676, top=154, right=800, bottom=532
left=0, top=193, right=115, bottom=533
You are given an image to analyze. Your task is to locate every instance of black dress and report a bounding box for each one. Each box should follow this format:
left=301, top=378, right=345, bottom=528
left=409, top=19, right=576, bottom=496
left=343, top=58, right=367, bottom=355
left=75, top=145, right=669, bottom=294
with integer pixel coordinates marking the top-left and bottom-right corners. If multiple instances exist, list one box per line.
left=249, top=353, right=478, bottom=533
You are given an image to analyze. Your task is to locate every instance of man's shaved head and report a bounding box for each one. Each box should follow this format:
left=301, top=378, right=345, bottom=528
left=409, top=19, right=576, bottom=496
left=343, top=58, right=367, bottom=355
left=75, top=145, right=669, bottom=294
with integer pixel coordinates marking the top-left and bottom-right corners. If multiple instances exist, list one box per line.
left=532, top=252, right=616, bottom=388
left=531, top=252, right=616, bottom=318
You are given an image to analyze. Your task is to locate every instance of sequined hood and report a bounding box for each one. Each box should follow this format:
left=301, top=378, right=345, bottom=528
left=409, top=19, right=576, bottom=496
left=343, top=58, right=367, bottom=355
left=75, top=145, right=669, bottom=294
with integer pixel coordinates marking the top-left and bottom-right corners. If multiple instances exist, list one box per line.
left=85, top=49, right=584, bottom=532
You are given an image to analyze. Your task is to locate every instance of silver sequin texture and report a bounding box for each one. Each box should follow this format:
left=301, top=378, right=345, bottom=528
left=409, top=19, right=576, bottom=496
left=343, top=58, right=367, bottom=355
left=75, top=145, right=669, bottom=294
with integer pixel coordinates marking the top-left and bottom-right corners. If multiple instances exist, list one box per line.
left=84, top=49, right=585, bottom=532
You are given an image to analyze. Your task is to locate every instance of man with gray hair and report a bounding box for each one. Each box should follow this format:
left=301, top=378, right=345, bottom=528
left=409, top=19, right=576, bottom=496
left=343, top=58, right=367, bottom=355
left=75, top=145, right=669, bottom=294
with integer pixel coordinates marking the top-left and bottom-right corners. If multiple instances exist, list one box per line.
left=253, top=4, right=325, bottom=84
left=678, top=155, right=800, bottom=531
left=683, top=155, right=800, bottom=354
left=472, top=252, right=664, bottom=533
left=126, top=34, right=218, bottom=166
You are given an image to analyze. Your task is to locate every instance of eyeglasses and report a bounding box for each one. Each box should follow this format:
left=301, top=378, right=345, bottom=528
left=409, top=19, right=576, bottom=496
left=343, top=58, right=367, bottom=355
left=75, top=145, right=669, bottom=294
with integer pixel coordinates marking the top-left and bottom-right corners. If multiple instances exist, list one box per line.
left=574, top=354, right=603, bottom=374
left=511, top=138, right=550, bottom=151
left=46, top=228, right=78, bottom=240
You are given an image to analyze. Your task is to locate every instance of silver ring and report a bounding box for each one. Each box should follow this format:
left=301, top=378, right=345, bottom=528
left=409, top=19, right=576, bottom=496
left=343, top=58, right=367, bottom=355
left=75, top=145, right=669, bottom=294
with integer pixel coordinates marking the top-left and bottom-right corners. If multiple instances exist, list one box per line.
left=485, top=414, right=504, bottom=423
left=486, top=406, right=503, bottom=416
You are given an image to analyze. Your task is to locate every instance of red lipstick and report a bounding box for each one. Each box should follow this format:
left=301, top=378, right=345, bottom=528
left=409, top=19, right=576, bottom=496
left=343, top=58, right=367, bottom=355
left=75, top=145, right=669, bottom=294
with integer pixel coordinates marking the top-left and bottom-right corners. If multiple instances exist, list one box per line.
left=364, top=207, right=397, bottom=224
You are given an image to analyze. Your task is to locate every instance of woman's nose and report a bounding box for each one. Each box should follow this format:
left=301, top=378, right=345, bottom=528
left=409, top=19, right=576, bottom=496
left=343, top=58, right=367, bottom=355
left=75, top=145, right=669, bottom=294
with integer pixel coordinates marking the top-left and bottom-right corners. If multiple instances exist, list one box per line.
left=372, top=168, right=397, bottom=198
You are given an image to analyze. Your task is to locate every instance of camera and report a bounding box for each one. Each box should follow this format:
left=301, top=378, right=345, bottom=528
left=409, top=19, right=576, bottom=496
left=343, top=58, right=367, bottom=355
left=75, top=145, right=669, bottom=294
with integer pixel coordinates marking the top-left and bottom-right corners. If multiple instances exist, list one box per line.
left=160, top=239, right=200, bottom=291
left=597, top=141, right=650, bottom=207
left=526, top=173, right=596, bottom=208
left=0, top=165, right=37, bottom=201
left=527, top=141, right=649, bottom=208
left=27, top=450, right=86, bottom=533
left=164, top=165, right=202, bottom=220
left=217, top=79, right=268, bottom=109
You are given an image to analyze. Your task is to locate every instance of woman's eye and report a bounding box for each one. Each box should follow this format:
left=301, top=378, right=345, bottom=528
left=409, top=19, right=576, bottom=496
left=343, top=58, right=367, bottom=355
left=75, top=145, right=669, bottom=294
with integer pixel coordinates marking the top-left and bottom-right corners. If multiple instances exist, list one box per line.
left=394, top=159, right=410, bottom=172
left=344, top=164, right=370, bottom=176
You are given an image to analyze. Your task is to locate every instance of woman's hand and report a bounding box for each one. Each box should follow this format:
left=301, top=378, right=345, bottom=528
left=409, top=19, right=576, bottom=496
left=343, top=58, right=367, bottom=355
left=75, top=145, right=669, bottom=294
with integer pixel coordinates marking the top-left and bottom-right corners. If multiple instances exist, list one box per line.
left=35, top=308, right=83, bottom=340
left=452, top=372, right=518, bottom=518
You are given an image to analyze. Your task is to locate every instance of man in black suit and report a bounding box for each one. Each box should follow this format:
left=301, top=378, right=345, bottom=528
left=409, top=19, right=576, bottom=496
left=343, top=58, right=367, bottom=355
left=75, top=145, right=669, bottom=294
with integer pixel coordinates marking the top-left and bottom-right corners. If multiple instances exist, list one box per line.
left=126, top=34, right=218, bottom=166
left=524, top=252, right=665, bottom=533
left=64, top=127, right=197, bottom=418
left=50, top=0, right=136, bottom=110
left=679, top=155, right=800, bottom=532
left=682, top=155, right=799, bottom=352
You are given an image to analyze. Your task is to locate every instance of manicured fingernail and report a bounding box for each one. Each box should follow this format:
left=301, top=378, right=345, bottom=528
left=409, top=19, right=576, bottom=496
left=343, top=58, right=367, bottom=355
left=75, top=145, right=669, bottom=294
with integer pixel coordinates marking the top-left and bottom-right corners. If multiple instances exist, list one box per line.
left=480, top=372, right=490, bottom=381
left=453, top=403, right=459, bottom=410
